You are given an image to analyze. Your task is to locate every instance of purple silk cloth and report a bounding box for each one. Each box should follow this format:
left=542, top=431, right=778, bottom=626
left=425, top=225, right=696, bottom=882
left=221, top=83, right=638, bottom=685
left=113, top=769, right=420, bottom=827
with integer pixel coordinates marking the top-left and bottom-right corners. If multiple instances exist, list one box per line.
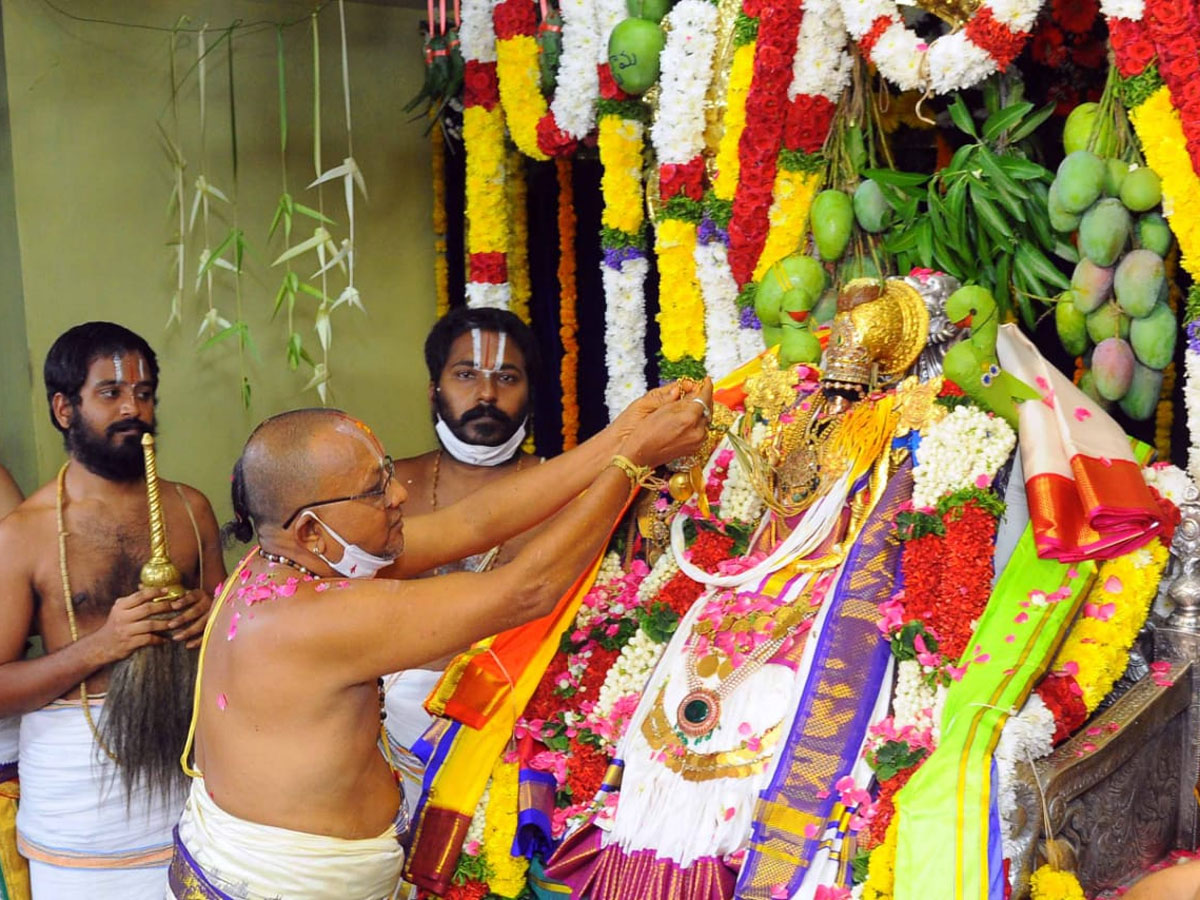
left=544, top=825, right=735, bottom=900
left=516, top=766, right=558, bottom=858
left=167, top=827, right=234, bottom=900
left=736, top=461, right=913, bottom=900
left=988, top=757, right=1006, bottom=900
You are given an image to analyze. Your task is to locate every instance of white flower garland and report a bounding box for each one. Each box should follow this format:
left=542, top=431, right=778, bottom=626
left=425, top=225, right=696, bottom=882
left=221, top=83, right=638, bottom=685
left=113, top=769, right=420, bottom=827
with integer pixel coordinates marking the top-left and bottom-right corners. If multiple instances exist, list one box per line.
left=465, top=282, right=513, bottom=310
left=717, top=443, right=767, bottom=525
left=994, top=693, right=1056, bottom=865
left=695, top=240, right=747, bottom=379
left=593, top=627, right=667, bottom=721
left=911, top=404, right=1016, bottom=510
left=840, top=0, right=1043, bottom=94
left=649, top=0, right=720, bottom=165
left=637, top=550, right=680, bottom=605
left=1143, top=463, right=1198, bottom=506
left=1188, top=348, right=1200, bottom=485
left=891, top=659, right=943, bottom=741
left=459, top=0, right=499, bottom=62
left=1098, top=0, right=1143, bottom=19
left=594, top=0, right=627, bottom=57
left=789, top=0, right=854, bottom=101
left=549, top=0, right=601, bottom=140
left=603, top=257, right=651, bottom=419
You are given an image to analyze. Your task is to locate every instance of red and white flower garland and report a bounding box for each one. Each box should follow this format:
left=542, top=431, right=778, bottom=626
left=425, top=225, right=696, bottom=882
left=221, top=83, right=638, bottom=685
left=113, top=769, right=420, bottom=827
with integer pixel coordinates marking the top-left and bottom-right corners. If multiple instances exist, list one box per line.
left=841, top=0, right=1043, bottom=94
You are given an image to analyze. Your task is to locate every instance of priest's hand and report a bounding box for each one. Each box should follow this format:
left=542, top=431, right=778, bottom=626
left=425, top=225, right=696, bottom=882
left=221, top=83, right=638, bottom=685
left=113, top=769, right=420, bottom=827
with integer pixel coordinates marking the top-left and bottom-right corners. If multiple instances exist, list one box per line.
left=167, top=589, right=213, bottom=649
left=93, top=587, right=175, bottom=664
left=608, top=381, right=684, bottom=446
left=619, top=377, right=713, bottom=467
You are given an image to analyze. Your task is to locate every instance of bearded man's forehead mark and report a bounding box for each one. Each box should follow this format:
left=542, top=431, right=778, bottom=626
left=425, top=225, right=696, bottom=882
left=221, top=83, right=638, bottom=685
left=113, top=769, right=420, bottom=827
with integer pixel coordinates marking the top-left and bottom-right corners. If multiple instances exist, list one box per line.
left=470, top=328, right=507, bottom=376
left=112, top=353, right=124, bottom=384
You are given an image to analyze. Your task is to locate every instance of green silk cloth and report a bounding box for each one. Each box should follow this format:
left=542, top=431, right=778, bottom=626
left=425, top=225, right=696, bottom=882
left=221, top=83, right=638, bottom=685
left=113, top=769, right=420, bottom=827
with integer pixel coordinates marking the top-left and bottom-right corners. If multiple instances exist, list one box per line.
left=892, top=526, right=1095, bottom=900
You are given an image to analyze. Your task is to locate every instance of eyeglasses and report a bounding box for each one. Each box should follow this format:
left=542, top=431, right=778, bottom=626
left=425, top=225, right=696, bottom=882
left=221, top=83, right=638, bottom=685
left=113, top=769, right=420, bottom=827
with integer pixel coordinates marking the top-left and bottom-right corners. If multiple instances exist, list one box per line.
left=281, top=455, right=395, bottom=529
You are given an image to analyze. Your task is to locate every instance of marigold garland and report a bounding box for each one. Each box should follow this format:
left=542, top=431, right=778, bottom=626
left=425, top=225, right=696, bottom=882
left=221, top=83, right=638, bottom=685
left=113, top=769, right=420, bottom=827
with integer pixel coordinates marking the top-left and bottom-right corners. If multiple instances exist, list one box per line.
left=507, top=150, right=532, bottom=324
left=494, top=0, right=551, bottom=160
left=752, top=166, right=822, bottom=281
left=1048, top=538, right=1169, bottom=713
left=463, top=61, right=512, bottom=309
left=656, top=216, right=708, bottom=376
left=862, top=814, right=899, bottom=900
left=431, top=117, right=450, bottom=317
left=597, top=98, right=651, bottom=418
left=481, top=756, right=529, bottom=897
left=1129, top=89, right=1200, bottom=281
left=1029, top=865, right=1086, bottom=900
left=557, top=158, right=580, bottom=449
left=712, top=37, right=758, bottom=203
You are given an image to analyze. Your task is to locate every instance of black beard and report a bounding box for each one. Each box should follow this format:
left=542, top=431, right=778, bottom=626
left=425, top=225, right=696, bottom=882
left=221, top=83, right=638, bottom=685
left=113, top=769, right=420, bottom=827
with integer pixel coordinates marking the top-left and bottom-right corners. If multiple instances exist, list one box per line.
left=435, top=393, right=527, bottom=448
left=66, top=414, right=155, bottom=482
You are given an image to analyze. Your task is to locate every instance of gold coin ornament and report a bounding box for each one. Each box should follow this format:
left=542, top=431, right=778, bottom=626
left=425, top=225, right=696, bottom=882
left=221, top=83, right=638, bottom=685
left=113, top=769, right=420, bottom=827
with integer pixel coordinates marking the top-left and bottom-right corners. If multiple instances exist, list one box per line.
left=668, top=471, right=695, bottom=502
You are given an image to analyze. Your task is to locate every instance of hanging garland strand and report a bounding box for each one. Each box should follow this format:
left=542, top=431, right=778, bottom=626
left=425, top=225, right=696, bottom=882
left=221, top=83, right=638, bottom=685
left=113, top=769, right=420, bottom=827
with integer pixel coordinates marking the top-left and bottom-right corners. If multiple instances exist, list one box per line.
left=508, top=150, right=533, bottom=323
left=432, top=117, right=450, bottom=317
left=557, top=158, right=581, bottom=449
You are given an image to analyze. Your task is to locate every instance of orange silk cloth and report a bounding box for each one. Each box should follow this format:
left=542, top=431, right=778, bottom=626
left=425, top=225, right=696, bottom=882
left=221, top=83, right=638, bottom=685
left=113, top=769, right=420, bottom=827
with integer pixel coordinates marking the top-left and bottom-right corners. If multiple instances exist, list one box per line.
left=996, top=324, right=1167, bottom=562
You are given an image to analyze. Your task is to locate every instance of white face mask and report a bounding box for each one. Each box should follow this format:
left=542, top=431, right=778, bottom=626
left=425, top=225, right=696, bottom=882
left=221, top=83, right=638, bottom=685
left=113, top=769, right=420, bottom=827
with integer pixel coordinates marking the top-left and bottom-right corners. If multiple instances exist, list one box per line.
left=435, top=415, right=527, bottom=467
left=302, top=512, right=396, bottom=579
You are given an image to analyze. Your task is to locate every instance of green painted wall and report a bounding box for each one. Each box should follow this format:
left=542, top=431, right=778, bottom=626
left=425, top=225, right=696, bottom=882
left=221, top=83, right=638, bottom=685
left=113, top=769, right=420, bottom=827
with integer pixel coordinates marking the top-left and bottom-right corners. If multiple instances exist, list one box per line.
left=1, top=0, right=437, bottom=528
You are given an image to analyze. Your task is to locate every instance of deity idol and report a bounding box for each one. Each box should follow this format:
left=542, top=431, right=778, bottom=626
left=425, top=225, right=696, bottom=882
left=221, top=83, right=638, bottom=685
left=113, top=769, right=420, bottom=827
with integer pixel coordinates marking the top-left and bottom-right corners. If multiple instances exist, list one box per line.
left=544, top=278, right=938, bottom=900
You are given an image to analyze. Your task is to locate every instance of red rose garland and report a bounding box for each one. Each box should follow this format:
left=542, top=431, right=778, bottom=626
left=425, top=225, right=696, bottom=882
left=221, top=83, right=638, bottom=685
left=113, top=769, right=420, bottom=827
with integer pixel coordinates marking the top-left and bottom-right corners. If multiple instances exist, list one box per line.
left=727, top=0, right=806, bottom=287
left=1143, top=0, right=1200, bottom=170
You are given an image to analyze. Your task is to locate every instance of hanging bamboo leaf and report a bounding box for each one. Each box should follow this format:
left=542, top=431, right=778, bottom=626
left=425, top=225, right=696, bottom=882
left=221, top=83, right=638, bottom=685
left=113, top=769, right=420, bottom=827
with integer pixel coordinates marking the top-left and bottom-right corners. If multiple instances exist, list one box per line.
left=272, top=227, right=333, bottom=267
left=276, top=26, right=288, bottom=155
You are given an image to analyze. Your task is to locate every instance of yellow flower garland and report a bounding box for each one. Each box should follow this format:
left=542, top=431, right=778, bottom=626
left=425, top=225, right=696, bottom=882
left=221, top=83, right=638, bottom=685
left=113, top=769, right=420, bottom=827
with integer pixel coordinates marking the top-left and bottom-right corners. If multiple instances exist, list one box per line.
left=1130, top=87, right=1200, bottom=282
left=481, top=756, right=529, bottom=897
left=753, top=168, right=822, bottom=281
left=862, top=813, right=899, bottom=900
left=507, top=149, right=532, bottom=323
left=496, top=34, right=551, bottom=161
left=712, top=41, right=757, bottom=202
left=599, top=115, right=646, bottom=235
left=1029, top=864, right=1086, bottom=900
left=432, top=117, right=450, bottom=317
left=1051, top=539, right=1169, bottom=713
left=655, top=218, right=707, bottom=363
left=464, top=104, right=510, bottom=259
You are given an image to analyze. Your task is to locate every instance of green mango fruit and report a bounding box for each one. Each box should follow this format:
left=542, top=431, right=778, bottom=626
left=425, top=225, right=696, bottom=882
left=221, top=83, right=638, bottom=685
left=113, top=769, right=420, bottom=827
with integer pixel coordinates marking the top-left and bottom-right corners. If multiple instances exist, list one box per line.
left=1091, top=337, right=1135, bottom=401
left=1129, top=300, right=1177, bottom=370
left=852, top=180, right=891, bottom=233
left=811, top=289, right=838, bottom=327
left=1070, top=258, right=1114, bottom=314
left=1136, top=212, right=1173, bottom=257
left=1063, top=102, right=1117, bottom=157
left=1103, top=158, right=1128, bottom=198
left=779, top=327, right=822, bottom=367
left=1113, top=249, right=1165, bottom=319
left=1119, top=361, right=1164, bottom=420
left=1055, top=151, right=1107, bottom=214
left=1086, top=302, right=1130, bottom=343
left=1048, top=182, right=1082, bottom=233
left=811, top=190, right=854, bottom=262
left=1078, top=198, right=1131, bottom=267
left=1079, top=369, right=1113, bottom=410
left=607, top=18, right=666, bottom=95
left=1119, top=166, right=1163, bottom=213
left=1055, top=295, right=1090, bottom=356
left=626, top=0, right=673, bottom=21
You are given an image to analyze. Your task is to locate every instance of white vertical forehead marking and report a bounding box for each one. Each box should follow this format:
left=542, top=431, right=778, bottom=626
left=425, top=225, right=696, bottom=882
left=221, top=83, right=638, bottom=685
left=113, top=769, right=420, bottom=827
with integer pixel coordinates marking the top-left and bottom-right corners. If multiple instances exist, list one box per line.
left=494, top=332, right=507, bottom=371
left=111, top=353, right=124, bottom=384
left=471, top=328, right=483, bottom=370
left=137, top=356, right=146, bottom=380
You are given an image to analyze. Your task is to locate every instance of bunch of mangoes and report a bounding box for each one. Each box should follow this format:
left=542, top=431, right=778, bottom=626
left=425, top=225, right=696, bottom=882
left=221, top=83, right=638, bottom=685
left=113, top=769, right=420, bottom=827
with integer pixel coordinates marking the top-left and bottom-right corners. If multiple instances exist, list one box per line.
left=1048, top=144, right=1176, bottom=420
left=606, top=0, right=672, bottom=95
left=754, top=252, right=828, bottom=366
left=798, top=180, right=889, bottom=330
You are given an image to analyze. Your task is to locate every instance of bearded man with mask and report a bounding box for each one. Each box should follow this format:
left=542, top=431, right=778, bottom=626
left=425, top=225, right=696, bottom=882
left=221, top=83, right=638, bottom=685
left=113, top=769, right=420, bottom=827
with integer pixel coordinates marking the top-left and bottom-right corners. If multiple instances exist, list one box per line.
left=0, top=322, right=221, bottom=898
left=384, top=307, right=545, bottom=810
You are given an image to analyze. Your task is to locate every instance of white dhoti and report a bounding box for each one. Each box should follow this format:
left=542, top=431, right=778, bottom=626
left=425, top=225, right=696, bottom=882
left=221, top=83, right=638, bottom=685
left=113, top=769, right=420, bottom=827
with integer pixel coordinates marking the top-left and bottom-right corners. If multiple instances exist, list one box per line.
left=169, top=778, right=405, bottom=899
left=383, top=669, right=441, bottom=812
left=17, top=698, right=178, bottom=898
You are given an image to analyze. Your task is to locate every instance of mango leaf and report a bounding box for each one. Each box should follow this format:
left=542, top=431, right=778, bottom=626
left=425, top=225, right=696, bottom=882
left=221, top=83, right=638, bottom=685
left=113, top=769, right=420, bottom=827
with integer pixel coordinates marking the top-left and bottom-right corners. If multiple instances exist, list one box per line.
left=948, top=95, right=978, bottom=138
left=862, top=168, right=929, bottom=189
left=1006, top=102, right=1056, bottom=144
left=1016, top=243, right=1070, bottom=290
left=1054, top=241, right=1080, bottom=263
left=982, top=102, right=1034, bottom=142
left=944, top=143, right=976, bottom=174
left=995, top=155, right=1053, bottom=181
left=976, top=150, right=1029, bottom=203
left=916, top=220, right=934, bottom=268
